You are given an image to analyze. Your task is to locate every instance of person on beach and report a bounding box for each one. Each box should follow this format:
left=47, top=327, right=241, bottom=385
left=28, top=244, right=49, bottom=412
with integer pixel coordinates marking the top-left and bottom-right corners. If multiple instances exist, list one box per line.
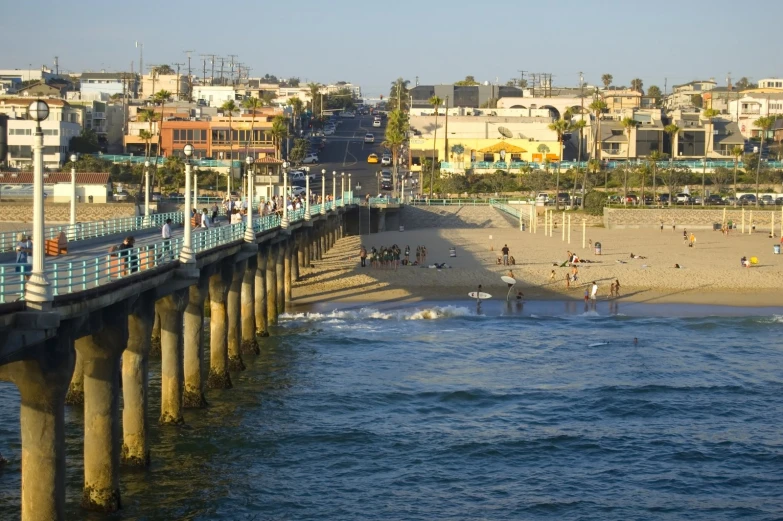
left=405, top=245, right=410, bottom=263
left=609, top=281, right=616, bottom=298
left=590, top=281, right=598, bottom=301
left=571, top=265, right=579, bottom=283
left=516, top=290, right=524, bottom=301
left=672, top=221, right=676, bottom=231
left=550, top=269, right=556, bottom=281
left=683, top=229, right=688, bottom=243
left=421, top=245, right=427, bottom=264
left=501, top=244, right=510, bottom=265
left=476, top=285, right=483, bottom=306
left=359, top=245, right=367, bottom=267
left=741, top=256, right=750, bottom=268
left=415, top=246, right=421, bottom=265
left=689, top=233, right=696, bottom=248
left=509, top=256, right=516, bottom=265
left=584, top=288, right=589, bottom=303
left=565, top=273, right=571, bottom=288
left=507, top=269, right=514, bottom=279
left=660, top=221, right=664, bottom=232
left=614, top=279, right=621, bottom=297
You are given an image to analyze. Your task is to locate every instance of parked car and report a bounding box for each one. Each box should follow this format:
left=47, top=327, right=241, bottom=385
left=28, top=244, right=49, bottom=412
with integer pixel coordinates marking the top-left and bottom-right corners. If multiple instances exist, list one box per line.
left=739, top=194, right=757, bottom=205
left=724, top=196, right=737, bottom=206
left=290, top=186, right=307, bottom=197
left=381, top=180, right=393, bottom=191
left=624, top=194, right=638, bottom=204
left=706, top=194, right=724, bottom=205
left=535, top=193, right=550, bottom=204
left=301, top=154, right=319, bottom=164
left=675, top=193, right=692, bottom=204
left=776, top=197, right=783, bottom=206
left=658, top=194, right=671, bottom=204
left=340, top=111, right=355, bottom=118
left=364, top=133, right=375, bottom=143
left=151, top=192, right=162, bottom=201
left=381, top=170, right=392, bottom=181
left=760, top=195, right=774, bottom=206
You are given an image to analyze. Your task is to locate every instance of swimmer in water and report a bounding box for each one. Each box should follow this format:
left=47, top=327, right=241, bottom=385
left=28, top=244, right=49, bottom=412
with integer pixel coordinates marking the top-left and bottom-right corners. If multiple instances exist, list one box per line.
left=633, top=337, right=638, bottom=345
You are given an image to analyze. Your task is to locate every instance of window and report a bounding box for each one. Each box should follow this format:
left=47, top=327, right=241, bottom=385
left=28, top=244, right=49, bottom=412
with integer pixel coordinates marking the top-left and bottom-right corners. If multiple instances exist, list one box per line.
left=614, top=98, right=621, bottom=103
left=8, top=145, right=32, bottom=158
left=483, top=153, right=494, bottom=162
left=10, top=128, right=32, bottom=136
left=510, top=153, right=522, bottom=162
left=43, top=129, right=59, bottom=136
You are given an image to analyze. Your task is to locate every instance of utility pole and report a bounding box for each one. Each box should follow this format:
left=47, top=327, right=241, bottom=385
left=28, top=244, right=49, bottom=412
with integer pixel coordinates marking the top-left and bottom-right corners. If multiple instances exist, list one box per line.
left=183, top=50, right=194, bottom=101
left=173, top=62, right=185, bottom=100
left=219, top=57, right=225, bottom=86
left=228, top=54, right=238, bottom=85
left=53, top=56, right=59, bottom=76
left=147, top=65, right=160, bottom=99
left=518, top=70, right=527, bottom=89
left=199, top=54, right=210, bottom=85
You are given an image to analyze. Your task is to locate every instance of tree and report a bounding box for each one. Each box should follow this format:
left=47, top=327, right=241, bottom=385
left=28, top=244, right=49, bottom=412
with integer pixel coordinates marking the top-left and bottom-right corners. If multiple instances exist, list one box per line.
left=664, top=124, right=681, bottom=164
left=659, top=167, right=689, bottom=205
left=583, top=191, right=606, bottom=215
left=307, top=82, right=321, bottom=116
left=548, top=118, right=571, bottom=209
left=455, top=75, right=479, bottom=86
left=287, top=96, right=304, bottom=133
left=139, top=129, right=154, bottom=160
left=630, top=78, right=644, bottom=94
left=388, top=78, right=411, bottom=112
left=753, top=116, right=775, bottom=206
left=701, top=108, right=720, bottom=205
left=648, top=150, right=664, bottom=203
left=286, top=77, right=300, bottom=87
left=601, top=74, right=613, bottom=89
left=647, top=85, right=662, bottom=106
left=152, top=90, right=172, bottom=176
left=711, top=167, right=732, bottom=195
left=153, top=64, right=174, bottom=75
left=691, top=94, right=703, bottom=108
left=589, top=99, right=607, bottom=160
left=69, top=129, right=101, bottom=154
left=735, top=77, right=757, bottom=90
left=288, top=138, right=309, bottom=164
left=428, top=96, right=443, bottom=198
left=383, top=109, right=409, bottom=198
left=271, top=115, right=289, bottom=160
left=242, top=96, right=263, bottom=157
left=620, top=117, right=638, bottom=204
left=731, top=145, right=744, bottom=203
left=220, top=99, right=238, bottom=189
left=260, top=92, right=276, bottom=107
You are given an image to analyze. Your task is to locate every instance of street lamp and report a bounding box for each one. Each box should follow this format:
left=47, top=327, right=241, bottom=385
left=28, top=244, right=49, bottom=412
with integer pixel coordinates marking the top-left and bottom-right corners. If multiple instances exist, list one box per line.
left=320, top=169, right=326, bottom=214
left=143, top=160, right=151, bottom=225
left=281, top=161, right=289, bottom=228
left=304, top=167, right=311, bottom=221
left=340, top=172, right=345, bottom=206
left=244, top=156, right=255, bottom=241
left=180, top=143, right=196, bottom=264
left=69, top=153, right=78, bottom=235
left=193, top=165, right=199, bottom=206
left=332, top=171, right=337, bottom=208
left=25, top=100, right=51, bottom=307
left=348, top=173, right=352, bottom=202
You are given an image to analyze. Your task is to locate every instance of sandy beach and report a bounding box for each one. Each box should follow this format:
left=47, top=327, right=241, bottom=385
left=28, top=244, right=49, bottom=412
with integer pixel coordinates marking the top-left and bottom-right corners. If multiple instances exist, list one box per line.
left=293, top=225, right=783, bottom=308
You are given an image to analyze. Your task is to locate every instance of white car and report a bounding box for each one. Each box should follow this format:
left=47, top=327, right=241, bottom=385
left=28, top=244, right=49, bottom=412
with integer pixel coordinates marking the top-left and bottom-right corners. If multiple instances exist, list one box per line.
left=301, top=154, right=319, bottom=164
left=372, top=119, right=381, bottom=128
left=323, top=127, right=335, bottom=136
left=381, top=155, right=391, bottom=166
left=340, top=111, right=355, bottom=118
left=364, top=133, right=375, bottom=143
left=290, top=186, right=307, bottom=197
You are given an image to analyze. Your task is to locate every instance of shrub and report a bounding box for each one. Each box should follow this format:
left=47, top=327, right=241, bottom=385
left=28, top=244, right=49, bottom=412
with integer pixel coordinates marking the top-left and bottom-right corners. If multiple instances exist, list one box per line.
left=584, top=191, right=605, bottom=215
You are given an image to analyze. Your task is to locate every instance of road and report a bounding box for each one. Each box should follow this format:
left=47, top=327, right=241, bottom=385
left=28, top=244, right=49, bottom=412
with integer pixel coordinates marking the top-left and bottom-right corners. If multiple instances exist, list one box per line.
left=310, top=115, right=396, bottom=198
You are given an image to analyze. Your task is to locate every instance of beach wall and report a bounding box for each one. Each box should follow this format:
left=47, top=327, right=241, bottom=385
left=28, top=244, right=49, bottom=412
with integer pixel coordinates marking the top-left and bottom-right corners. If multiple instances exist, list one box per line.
left=0, top=202, right=137, bottom=224
left=604, top=207, right=782, bottom=231
left=400, top=205, right=518, bottom=229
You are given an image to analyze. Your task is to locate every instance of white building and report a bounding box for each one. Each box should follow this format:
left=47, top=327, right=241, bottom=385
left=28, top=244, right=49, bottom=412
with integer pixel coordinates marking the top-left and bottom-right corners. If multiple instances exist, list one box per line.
left=6, top=119, right=82, bottom=169
left=192, top=86, right=237, bottom=107
left=727, top=92, right=783, bottom=138
left=758, top=78, right=783, bottom=90
left=80, top=72, right=137, bottom=100
left=0, top=172, right=112, bottom=203
left=275, top=87, right=312, bottom=106
left=323, top=82, right=362, bottom=98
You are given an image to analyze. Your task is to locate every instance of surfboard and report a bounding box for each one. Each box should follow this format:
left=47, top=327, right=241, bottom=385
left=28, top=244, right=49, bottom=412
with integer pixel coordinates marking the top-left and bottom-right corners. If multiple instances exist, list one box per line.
left=468, top=292, right=492, bottom=300
left=501, top=276, right=517, bottom=285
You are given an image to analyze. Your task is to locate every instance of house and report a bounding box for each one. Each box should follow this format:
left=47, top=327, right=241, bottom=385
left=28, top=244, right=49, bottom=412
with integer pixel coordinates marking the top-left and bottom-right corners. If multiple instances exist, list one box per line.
left=664, top=80, right=717, bottom=110
left=0, top=172, right=111, bottom=203
left=757, top=78, right=783, bottom=90
left=5, top=119, right=82, bottom=168
left=16, top=81, right=68, bottom=98
left=727, top=92, right=783, bottom=138
left=79, top=72, right=138, bottom=101
left=602, top=89, right=642, bottom=114
left=668, top=111, right=743, bottom=158
left=410, top=84, right=523, bottom=110
left=141, top=73, right=188, bottom=100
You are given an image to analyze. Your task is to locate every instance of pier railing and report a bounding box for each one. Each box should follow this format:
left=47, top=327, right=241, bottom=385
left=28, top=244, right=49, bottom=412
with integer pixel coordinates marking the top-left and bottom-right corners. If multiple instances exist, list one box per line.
left=0, top=197, right=349, bottom=304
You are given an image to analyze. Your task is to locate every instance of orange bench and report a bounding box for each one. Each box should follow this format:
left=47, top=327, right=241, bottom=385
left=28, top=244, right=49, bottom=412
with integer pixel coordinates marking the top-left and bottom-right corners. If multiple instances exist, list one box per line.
left=45, top=232, right=68, bottom=256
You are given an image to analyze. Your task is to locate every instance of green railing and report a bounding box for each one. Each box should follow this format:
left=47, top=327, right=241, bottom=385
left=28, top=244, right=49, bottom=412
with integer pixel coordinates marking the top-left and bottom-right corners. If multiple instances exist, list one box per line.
left=0, top=198, right=352, bottom=303
left=0, top=211, right=184, bottom=253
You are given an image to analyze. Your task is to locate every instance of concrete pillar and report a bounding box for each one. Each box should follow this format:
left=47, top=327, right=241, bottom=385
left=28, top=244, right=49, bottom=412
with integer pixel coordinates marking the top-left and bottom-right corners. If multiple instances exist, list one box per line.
left=266, top=243, right=278, bottom=326
left=184, top=276, right=209, bottom=408
left=149, top=310, right=161, bottom=358
left=156, top=292, right=187, bottom=424
left=65, top=349, right=84, bottom=405
left=297, top=234, right=305, bottom=268
left=284, top=238, right=293, bottom=304
left=318, top=227, right=325, bottom=260
left=292, top=236, right=300, bottom=281
left=0, top=330, right=74, bottom=521
left=378, top=210, right=386, bottom=233
left=304, top=230, right=311, bottom=267
left=227, top=259, right=246, bottom=371
left=207, top=264, right=232, bottom=389
left=255, top=247, right=269, bottom=336
left=276, top=240, right=286, bottom=314
left=121, top=296, right=155, bottom=466
left=77, top=307, right=128, bottom=512
left=241, top=254, right=259, bottom=354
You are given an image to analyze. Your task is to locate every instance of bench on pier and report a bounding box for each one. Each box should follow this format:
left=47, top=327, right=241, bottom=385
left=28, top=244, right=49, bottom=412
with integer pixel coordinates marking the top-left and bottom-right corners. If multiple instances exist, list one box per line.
left=45, top=232, right=68, bottom=256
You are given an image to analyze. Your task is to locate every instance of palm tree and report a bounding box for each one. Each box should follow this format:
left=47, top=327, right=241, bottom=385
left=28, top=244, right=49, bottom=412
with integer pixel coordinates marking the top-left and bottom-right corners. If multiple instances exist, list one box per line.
left=620, top=117, right=638, bottom=205
left=572, top=118, right=587, bottom=208
left=648, top=150, right=664, bottom=204
left=137, top=108, right=157, bottom=157
left=152, top=90, right=172, bottom=191
left=700, top=108, right=720, bottom=205
left=664, top=124, right=681, bottom=167
left=383, top=109, right=409, bottom=198
left=753, top=116, right=775, bottom=206
left=139, top=129, right=153, bottom=161
left=601, top=74, right=613, bottom=90
left=588, top=99, right=607, bottom=161
left=287, top=97, right=304, bottom=133
left=220, top=100, right=238, bottom=192
left=271, top=115, right=289, bottom=160
left=731, top=145, right=743, bottom=204
left=587, top=158, right=604, bottom=193
left=548, top=118, right=571, bottom=210
left=428, top=95, right=443, bottom=198
left=630, top=78, right=644, bottom=94
left=307, top=82, right=321, bottom=117
left=242, top=96, right=263, bottom=158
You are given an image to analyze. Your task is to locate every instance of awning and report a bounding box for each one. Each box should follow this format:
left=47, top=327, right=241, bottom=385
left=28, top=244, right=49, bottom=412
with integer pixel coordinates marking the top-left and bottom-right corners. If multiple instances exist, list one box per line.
left=478, top=142, right=527, bottom=154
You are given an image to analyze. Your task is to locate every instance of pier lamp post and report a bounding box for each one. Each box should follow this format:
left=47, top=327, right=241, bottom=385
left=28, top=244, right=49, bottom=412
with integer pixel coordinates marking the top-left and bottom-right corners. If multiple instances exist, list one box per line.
left=69, top=153, right=78, bottom=237
left=341, top=172, right=345, bottom=206
left=281, top=161, right=289, bottom=228
left=320, top=169, right=326, bottom=215
left=25, top=100, right=52, bottom=307
left=305, top=169, right=311, bottom=221
left=332, top=171, right=337, bottom=208
left=180, top=143, right=196, bottom=264
left=143, top=160, right=151, bottom=226
left=244, top=156, right=255, bottom=241
left=348, top=173, right=352, bottom=201
left=193, top=165, right=199, bottom=207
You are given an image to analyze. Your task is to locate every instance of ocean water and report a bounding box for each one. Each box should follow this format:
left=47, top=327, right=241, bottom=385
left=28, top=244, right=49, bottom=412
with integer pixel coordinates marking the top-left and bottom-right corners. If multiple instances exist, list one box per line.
left=1, top=300, right=783, bottom=520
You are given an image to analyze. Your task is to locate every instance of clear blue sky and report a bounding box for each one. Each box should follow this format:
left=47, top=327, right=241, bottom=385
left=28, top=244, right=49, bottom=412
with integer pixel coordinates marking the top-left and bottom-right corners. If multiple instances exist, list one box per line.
left=3, top=0, right=781, bottom=96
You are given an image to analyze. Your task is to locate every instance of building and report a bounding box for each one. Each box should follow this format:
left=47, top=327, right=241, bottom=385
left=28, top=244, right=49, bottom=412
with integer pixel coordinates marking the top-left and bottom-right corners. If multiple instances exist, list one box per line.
left=702, top=87, right=736, bottom=114
left=497, top=95, right=587, bottom=120
left=601, top=89, right=642, bottom=114
left=757, top=78, right=783, bottom=90
left=323, top=82, right=362, bottom=98
left=727, top=92, right=783, bottom=138
left=664, top=80, right=717, bottom=110
left=192, top=86, right=239, bottom=107
left=0, top=172, right=111, bottom=202
left=5, top=119, right=82, bottom=168
left=0, top=97, right=84, bottom=126
left=668, top=111, right=744, bottom=158
left=410, top=84, right=524, bottom=110
left=16, top=81, right=68, bottom=98
left=79, top=72, right=138, bottom=101
left=141, top=73, right=188, bottom=100
left=0, top=67, right=59, bottom=86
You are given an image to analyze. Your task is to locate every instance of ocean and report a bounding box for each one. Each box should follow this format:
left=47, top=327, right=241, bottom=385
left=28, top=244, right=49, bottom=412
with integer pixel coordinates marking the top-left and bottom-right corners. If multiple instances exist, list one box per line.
left=1, top=300, right=782, bottom=520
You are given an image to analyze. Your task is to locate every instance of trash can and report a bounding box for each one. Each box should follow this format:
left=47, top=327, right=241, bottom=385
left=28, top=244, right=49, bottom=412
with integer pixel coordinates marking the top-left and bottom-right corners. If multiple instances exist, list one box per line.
left=521, top=223, right=526, bottom=231
left=713, top=223, right=721, bottom=231
left=77, top=195, right=81, bottom=202
left=774, top=244, right=781, bottom=255
left=88, top=195, right=94, bottom=203
left=595, top=242, right=602, bottom=255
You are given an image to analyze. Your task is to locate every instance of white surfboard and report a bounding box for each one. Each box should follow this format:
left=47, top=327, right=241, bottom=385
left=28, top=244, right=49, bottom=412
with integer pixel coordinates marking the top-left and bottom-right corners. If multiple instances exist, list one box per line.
left=501, top=276, right=517, bottom=285
left=468, top=292, right=492, bottom=300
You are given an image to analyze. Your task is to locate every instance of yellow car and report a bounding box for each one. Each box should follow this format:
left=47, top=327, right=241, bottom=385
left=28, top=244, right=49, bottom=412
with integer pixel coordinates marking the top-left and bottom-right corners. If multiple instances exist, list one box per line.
left=367, top=153, right=379, bottom=164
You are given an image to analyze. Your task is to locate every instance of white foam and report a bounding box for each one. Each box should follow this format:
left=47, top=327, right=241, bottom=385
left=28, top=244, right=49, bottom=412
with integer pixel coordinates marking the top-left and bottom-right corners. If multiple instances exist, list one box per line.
left=280, top=305, right=473, bottom=323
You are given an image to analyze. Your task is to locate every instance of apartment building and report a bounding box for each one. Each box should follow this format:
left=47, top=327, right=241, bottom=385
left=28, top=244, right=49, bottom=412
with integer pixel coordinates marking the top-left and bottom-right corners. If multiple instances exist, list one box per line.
left=79, top=72, right=138, bottom=101
left=727, top=92, right=783, bottom=138
left=758, top=78, right=783, bottom=90
left=664, top=80, right=717, bottom=110
left=141, top=73, right=188, bottom=100
left=0, top=98, right=83, bottom=126
left=601, top=89, right=642, bottom=114
left=192, top=86, right=238, bottom=107
left=5, top=119, right=82, bottom=168
left=668, top=111, right=744, bottom=158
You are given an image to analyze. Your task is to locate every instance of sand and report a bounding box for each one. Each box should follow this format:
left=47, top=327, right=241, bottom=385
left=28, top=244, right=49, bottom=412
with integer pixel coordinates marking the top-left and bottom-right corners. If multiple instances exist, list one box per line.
left=293, top=225, right=783, bottom=308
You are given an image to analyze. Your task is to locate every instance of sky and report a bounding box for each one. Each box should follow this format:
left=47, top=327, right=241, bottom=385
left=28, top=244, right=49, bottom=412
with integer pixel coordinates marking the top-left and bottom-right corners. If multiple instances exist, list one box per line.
left=3, top=0, right=782, bottom=97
